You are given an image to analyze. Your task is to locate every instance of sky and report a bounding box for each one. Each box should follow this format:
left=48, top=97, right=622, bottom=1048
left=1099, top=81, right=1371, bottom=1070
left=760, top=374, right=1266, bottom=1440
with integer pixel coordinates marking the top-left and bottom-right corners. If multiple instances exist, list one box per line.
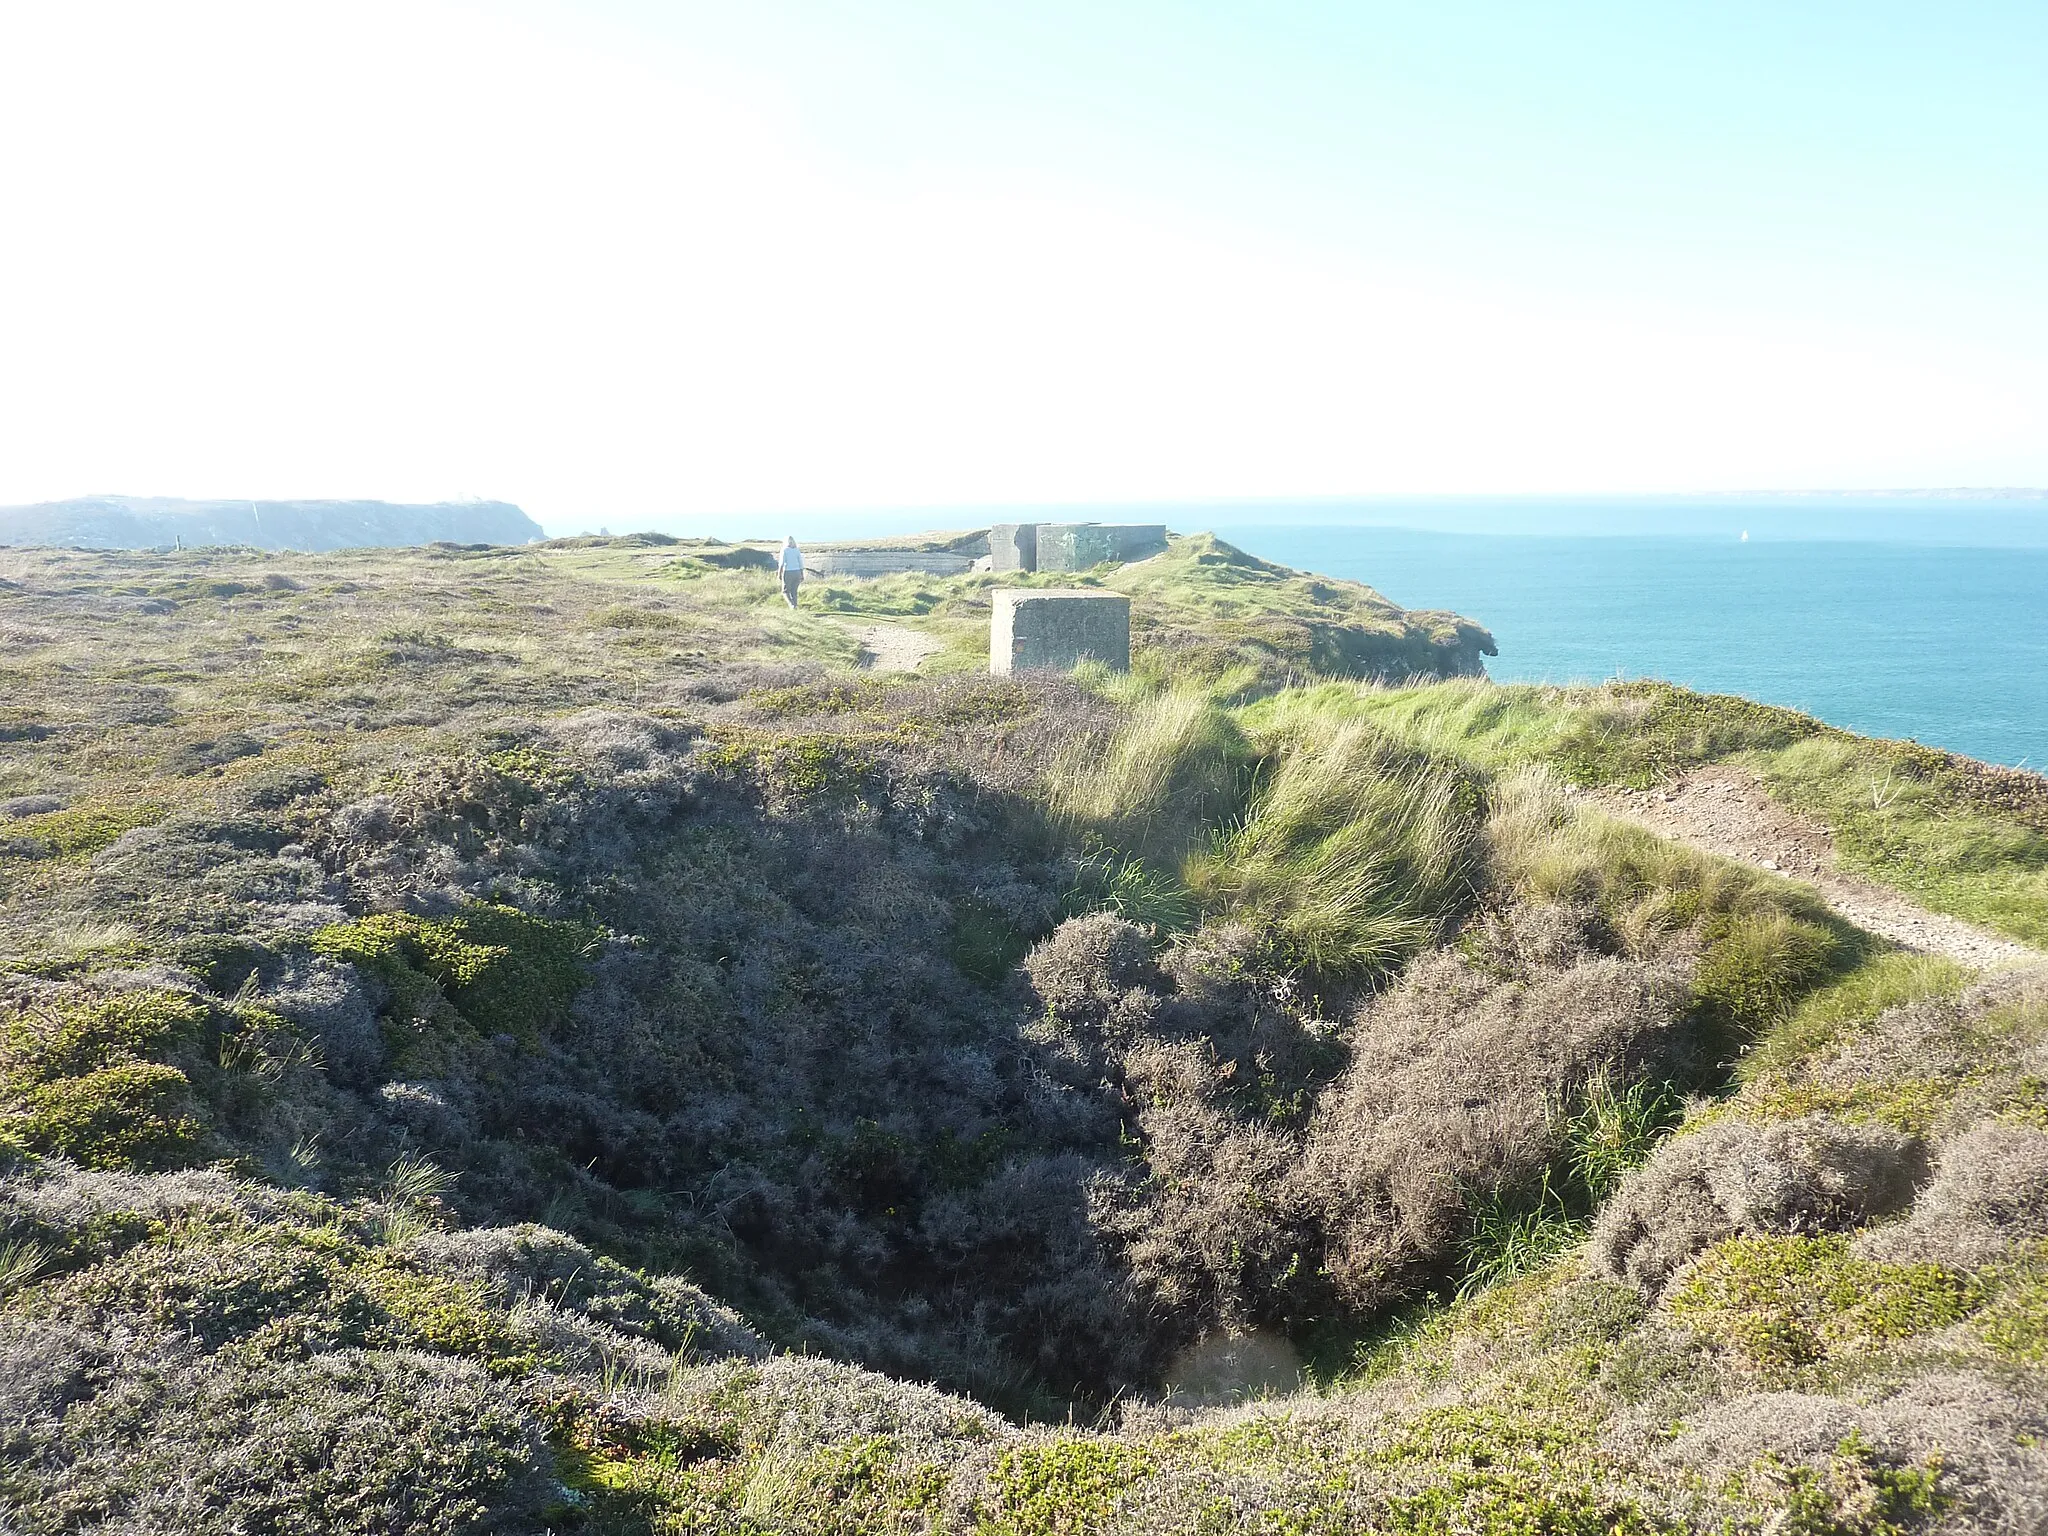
left=1, top=1, right=2044, bottom=534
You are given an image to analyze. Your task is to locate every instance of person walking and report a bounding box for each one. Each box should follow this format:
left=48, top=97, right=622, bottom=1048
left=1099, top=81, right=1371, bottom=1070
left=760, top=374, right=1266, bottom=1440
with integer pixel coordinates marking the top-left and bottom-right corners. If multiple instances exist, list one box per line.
left=776, top=536, right=804, bottom=607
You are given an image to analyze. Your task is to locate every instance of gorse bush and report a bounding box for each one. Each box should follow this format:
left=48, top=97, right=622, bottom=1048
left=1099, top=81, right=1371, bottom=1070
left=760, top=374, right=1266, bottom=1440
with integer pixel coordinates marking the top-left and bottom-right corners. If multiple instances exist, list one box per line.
left=0, top=991, right=213, bottom=1169
left=1665, top=1234, right=1983, bottom=1367
left=9, top=1063, right=207, bottom=1170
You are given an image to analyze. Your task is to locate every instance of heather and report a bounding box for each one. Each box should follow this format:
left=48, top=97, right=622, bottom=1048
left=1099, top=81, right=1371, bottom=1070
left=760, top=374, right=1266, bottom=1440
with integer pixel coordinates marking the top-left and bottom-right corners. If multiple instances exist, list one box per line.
left=0, top=534, right=2041, bottom=1533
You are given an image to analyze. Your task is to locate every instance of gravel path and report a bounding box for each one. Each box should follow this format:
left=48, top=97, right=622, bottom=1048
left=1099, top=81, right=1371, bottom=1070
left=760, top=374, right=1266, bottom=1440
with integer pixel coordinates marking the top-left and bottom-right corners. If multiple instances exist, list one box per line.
left=845, top=622, right=943, bottom=674
left=1584, top=766, right=2041, bottom=968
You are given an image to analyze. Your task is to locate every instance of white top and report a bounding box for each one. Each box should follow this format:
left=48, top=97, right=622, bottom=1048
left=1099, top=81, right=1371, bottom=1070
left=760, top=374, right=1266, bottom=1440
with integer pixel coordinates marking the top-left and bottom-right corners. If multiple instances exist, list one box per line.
left=778, top=545, right=803, bottom=573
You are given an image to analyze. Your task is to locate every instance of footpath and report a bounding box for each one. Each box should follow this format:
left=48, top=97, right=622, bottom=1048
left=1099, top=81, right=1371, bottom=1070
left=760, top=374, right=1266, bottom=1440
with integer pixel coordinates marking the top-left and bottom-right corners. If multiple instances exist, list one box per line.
left=1585, top=765, right=2041, bottom=968
left=841, top=622, right=943, bottom=673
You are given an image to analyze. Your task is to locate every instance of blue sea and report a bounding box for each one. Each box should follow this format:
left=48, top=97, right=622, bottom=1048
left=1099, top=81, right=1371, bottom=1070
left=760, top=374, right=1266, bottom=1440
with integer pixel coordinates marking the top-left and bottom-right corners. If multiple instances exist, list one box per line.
left=697, top=493, right=2048, bottom=769
left=1208, top=499, right=2048, bottom=769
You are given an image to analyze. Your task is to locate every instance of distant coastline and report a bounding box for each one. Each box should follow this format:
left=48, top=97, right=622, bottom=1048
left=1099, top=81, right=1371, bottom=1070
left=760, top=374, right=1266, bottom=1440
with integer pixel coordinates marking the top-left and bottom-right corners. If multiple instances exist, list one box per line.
left=0, top=495, right=543, bottom=552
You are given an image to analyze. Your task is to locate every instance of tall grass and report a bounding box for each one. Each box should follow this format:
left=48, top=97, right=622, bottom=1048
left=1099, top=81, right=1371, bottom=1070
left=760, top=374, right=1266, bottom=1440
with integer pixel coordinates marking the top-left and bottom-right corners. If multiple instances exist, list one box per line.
left=1485, top=768, right=1832, bottom=946
left=1188, top=720, right=1483, bottom=981
left=1049, top=687, right=1255, bottom=866
left=1566, top=1070, right=1684, bottom=1203
left=1457, top=1175, right=1581, bottom=1298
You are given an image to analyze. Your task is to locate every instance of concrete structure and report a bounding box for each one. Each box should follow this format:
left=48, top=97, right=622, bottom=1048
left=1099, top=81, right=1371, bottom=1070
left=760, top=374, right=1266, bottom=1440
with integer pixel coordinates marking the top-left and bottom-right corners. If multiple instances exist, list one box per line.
left=1035, top=523, right=1168, bottom=573
left=802, top=550, right=976, bottom=579
left=982, top=521, right=1167, bottom=574
left=989, top=589, right=1131, bottom=675
left=988, top=522, right=1038, bottom=573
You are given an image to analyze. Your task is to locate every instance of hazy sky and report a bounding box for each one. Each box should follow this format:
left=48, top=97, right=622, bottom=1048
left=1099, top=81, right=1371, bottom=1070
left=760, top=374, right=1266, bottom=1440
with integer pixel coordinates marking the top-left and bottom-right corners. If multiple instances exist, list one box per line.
left=2, top=1, right=2044, bottom=530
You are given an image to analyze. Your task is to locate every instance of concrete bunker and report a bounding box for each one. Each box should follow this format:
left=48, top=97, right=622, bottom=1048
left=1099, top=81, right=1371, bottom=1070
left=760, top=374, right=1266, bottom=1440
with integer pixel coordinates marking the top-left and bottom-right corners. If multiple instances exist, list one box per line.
left=988, top=522, right=1167, bottom=574
left=989, top=589, right=1131, bottom=675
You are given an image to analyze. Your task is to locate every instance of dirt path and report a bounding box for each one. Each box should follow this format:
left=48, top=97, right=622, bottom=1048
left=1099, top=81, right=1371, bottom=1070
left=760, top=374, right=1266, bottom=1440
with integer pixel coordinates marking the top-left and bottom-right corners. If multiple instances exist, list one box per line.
left=1584, top=766, right=2040, bottom=968
left=844, top=622, right=943, bottom=674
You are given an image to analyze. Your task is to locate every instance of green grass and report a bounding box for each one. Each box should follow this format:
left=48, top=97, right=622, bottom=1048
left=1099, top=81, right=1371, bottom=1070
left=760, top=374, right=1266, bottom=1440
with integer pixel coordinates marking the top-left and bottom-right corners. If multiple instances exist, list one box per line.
left=4, top=534, right=2045, bottom=1535
left=1304, top=676, right=2048, bottom=947
left=1186, top=718, right=1484, bottom=982
left=1048, top=686, right=1255, bottom=865
left=1739, top=950, right=1971, bottom=1085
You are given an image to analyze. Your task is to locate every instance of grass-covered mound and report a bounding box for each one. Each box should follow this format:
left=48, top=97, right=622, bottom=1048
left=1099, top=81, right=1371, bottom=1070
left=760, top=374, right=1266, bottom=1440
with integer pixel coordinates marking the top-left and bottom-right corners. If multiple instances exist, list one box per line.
left=0, top=536, right=2041, bottom=1532
left=777, top=530, right=1497, bottom=688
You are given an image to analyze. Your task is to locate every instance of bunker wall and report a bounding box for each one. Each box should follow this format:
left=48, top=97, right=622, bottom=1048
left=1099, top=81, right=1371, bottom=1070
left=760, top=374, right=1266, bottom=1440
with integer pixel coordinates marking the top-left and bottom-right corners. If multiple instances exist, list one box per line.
left=989, top=589, right=1132, bottom=674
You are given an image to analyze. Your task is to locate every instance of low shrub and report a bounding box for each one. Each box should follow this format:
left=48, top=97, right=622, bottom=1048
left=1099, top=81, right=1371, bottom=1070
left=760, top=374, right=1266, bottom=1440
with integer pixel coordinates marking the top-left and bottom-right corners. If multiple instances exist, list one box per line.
left=1590, top=1116, right=1922, bottom=1295
left=4, top=1063, right=207, bottom=1170
left=976, top=1438, right=1155, bottom=1535
left=1740, top=952, right=1970, bottom=1086
left=0, top=802, right=167, bottom=860
left=310, top=904, right=599, bottom=1045
left=1665, top=1234, right=1981, bottom=1367
left=3, top=989, right=207, bottom=1081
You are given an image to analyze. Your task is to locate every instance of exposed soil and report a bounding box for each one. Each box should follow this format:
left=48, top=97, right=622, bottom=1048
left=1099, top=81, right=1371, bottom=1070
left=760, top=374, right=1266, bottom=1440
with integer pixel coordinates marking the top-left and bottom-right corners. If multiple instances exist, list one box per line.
left=1584, top=766, right=2041, bottom=968
left=846, top=621, right=944, bottom=673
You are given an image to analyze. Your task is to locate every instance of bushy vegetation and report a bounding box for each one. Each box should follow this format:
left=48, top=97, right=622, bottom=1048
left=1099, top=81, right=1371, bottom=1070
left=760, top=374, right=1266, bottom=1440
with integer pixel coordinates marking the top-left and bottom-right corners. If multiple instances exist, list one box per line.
left=0, top=535, right=2041, bottom=1532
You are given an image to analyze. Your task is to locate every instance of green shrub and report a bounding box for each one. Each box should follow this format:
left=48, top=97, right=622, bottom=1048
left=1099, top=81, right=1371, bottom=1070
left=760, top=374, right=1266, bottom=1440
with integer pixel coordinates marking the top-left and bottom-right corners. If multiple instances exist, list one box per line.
left=1733, top=1076, right=1964, bottom=1136
left=0, top=802, right=167, bottom=860
left=310, top=905, right=599, bottom=1044
left=696, top=726, right=891, bottom=803
left=1666, top=1235, right=1981, bottom=1366
left=976, top=1438, right=1154, bottom=1535
left=1732, top=1431, right=1946, bottom=1536
left=1974, top=1266, right=2048, bottom=1365
left=4, top=990, right=207, bottom=1081
left=5, top=1063, right=207, bottom=1169
left=1384, top=1472, right=1666, bottom=1536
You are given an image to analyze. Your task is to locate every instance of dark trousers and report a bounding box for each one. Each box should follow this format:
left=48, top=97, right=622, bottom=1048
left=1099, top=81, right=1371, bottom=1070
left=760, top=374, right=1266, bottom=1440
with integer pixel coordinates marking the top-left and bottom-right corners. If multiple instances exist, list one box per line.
left=780, top=569, right=802, bottom=606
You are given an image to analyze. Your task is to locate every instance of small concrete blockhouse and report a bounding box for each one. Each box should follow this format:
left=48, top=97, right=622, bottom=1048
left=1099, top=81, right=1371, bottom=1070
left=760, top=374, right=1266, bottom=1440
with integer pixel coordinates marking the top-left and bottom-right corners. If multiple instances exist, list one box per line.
left=988, top=521, right=1167, bottom=574
left=990, top=589, right=1131, bottom=675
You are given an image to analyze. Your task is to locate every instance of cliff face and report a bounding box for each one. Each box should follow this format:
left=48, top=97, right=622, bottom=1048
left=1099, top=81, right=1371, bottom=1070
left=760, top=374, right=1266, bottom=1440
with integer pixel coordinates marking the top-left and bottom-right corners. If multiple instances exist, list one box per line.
left=0, top=496, right=542, bottom=551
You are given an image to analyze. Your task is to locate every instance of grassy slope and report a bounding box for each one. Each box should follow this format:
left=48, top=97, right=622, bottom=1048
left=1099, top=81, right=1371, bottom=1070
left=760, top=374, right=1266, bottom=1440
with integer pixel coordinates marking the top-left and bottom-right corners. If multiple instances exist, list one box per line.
left=0, top=537, right=2042, bottom=1534
left=1251, top=677, right=2048, bottom=947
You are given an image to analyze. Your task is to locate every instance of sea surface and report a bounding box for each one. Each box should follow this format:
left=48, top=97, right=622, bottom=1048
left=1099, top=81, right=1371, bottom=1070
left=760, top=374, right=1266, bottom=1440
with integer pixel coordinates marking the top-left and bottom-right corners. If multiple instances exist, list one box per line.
left=1212, top=519, right=2048, bottom=770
